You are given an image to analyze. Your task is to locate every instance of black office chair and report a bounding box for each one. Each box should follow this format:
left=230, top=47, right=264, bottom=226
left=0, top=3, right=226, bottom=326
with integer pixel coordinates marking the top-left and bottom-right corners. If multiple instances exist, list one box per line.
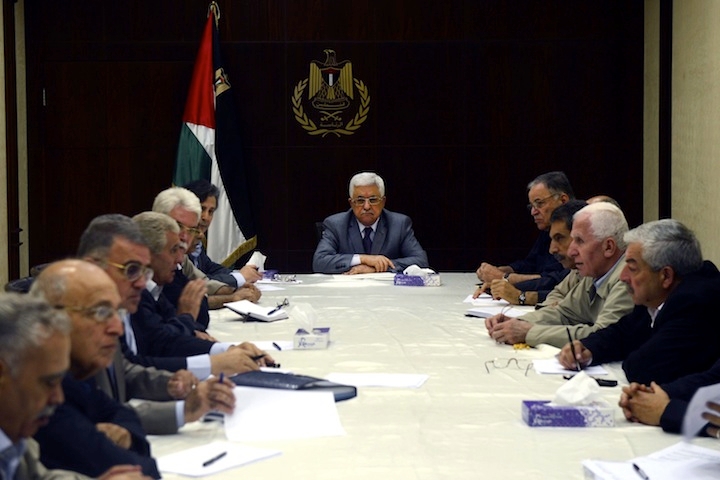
left=4, top=277, right=34, bottom=293
left=315, top=222, right=325, bottom=242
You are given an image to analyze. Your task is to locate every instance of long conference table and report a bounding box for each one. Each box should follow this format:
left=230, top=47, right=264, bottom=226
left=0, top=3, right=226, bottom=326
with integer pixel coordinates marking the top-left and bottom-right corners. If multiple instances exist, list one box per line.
left=149, top=273, right=720, bottom=479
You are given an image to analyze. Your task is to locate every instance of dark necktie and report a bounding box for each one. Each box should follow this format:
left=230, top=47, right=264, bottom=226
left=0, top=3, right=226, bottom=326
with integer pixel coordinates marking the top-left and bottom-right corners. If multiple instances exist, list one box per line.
left=362, top=227, right=373, bottom=254
left=588, top=284, right=597, bottom=302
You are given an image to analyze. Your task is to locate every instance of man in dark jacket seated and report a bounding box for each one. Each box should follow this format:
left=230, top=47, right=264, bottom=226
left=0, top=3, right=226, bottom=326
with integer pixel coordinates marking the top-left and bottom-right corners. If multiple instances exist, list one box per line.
left=558, top=219, right=720, bottom=385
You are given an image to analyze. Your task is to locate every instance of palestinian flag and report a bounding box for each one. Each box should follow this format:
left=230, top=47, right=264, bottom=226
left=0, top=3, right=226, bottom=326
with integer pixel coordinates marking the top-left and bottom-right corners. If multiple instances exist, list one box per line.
left=173, top=4, right=256, bottom=267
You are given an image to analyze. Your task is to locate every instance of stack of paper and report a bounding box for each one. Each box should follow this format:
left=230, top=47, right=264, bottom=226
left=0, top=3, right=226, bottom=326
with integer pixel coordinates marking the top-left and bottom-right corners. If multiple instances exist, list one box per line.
left=583, top=442, right=720, bottom=479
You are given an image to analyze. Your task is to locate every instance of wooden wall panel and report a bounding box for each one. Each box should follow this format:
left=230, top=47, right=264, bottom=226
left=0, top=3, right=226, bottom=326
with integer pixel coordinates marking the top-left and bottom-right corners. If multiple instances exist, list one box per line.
left=24, top=0, right=644, bottom=275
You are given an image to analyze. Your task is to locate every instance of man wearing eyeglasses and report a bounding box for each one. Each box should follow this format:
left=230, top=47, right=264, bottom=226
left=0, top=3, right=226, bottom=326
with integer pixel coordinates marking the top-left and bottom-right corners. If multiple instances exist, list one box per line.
left=486, top=202, right=634, bottom=347
left=312, top=171, right=428, bottom=274
left=31, top=260, right=160, bottom=478
left=152, top=187, right=261, bottom=310
left=476, top=171, right=573, bottom=301
left=77, top=214, right=271, bottom=378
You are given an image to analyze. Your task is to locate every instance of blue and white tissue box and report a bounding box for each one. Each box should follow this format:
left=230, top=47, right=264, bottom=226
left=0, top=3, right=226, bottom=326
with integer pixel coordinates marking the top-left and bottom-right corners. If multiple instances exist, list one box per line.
left=393, top=266, right=441, bottom=286
left=522, top=400, right=615, bottom=427
left=293, top=327, right=330, bottom=350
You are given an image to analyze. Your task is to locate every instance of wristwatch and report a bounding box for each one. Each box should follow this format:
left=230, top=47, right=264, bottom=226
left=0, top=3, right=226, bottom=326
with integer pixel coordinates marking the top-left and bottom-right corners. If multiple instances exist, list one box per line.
left=518, top=291, right=527, bottom=305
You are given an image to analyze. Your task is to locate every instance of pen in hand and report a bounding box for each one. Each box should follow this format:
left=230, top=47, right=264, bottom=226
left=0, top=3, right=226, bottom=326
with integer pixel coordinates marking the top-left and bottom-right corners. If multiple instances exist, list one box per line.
left=202, top=451, right=227, bottom=467
left=566, top=327, right=581, bottom=372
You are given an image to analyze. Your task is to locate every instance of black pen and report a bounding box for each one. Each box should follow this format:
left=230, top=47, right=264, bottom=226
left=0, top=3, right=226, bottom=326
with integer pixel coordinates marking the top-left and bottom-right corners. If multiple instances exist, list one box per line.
left=202, top=451, right=227, bottom=467
left=252, top=354, right=280, bottom=368
left=632, top=462, right=650, bottom=480
left=266, top=305, right=282, bottom=315
left=272, top=342, right=282, bottom=351
left=566, top=327, right=581, bottom=372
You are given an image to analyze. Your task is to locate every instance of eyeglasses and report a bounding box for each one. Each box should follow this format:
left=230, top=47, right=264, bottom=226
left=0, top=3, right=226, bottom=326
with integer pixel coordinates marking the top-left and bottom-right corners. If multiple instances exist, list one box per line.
left=351, top=196, right=384, bottom=207
left=176, top=221, right=202, bottom=236
left=60, top=304, right=128, bottom=323
left=526, top=194, right=559, bottom=212
left=106, top=261, right=154, bottom=283
left=484, top=357, right=533, bottom=375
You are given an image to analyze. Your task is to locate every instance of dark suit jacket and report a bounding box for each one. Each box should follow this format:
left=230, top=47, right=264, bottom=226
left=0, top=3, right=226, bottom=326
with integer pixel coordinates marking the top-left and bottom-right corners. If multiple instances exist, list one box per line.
left=581, top=261, right=720, bottom=385
left=120, top=290, right=216, bottom=372
left=312, top=209, right=428, bottom=274
left=94, top=349, right=179, bottom=435
left=34, top=375, right=160, bottom=479
left=131, top=290, right=215, bottom=359
left=156, top=270, right=210, bottom=331
left=508, top=231, right=564, bottom=275
left=657, top=359, right=720, bottom=434
left=15, top=439, right=90, bottom=480
left=192, top=245, right=238, bottom=287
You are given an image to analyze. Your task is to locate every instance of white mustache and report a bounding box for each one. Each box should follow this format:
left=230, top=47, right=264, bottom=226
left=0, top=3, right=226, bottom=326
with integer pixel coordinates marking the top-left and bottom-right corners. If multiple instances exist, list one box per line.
left=37, top=405, right=57, bottom=420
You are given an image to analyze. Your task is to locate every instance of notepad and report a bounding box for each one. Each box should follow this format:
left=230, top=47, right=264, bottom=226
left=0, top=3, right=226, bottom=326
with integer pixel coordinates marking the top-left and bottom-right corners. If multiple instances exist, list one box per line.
left=157, top=441, right=281, bottom=477
left=465, top=305, right=532, bottom=318
left=224, top=300, right=289, bottom=322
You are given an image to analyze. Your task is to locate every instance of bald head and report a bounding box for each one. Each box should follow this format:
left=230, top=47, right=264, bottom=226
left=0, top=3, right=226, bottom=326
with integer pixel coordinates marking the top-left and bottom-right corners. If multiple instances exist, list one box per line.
left=31, top=260, right=124, bottom=380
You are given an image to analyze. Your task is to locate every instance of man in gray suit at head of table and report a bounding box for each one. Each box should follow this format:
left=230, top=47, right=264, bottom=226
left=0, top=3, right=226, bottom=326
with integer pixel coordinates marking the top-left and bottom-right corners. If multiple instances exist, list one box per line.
left=312, top=171, right=429, bottom=275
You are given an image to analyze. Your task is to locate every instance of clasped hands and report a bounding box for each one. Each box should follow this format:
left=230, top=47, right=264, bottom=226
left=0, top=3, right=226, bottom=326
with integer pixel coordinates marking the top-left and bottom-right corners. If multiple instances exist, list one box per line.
left=485, top=313, right=532, bottom=345
left=345, top=255, right=396, bottom=275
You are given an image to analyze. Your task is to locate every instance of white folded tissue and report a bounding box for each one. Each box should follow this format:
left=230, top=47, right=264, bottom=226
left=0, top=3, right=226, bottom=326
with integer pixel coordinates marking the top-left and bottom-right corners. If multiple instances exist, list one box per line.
left=549, top=371, right=609, bottom=407
left=247, top=251, right=267, bottom=271
left=402, top=265, right=437, bottom=277
left=290, top=302, right=319, bottom=332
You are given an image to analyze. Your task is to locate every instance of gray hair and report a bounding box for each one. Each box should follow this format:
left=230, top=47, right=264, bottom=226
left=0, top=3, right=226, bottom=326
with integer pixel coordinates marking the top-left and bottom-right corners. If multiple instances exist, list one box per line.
left=132, top=212, right=180, bottom=254
left=77, top=214, right=148, bottom=260
left=349, top=172, right=385, bottom=197
left=574, top=202, right=629, bottom=250
left=527, top=171, right=575, bottom=199
left=152, top=187, right=201, bottom=219
left=624, top=219, right=703, bottom=276
left=0, top=293, right=70, bottom=377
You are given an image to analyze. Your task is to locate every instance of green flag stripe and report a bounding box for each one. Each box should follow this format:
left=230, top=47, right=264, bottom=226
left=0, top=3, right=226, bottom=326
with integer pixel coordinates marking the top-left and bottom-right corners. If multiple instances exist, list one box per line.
left=173, top=123, right=213, bottom=186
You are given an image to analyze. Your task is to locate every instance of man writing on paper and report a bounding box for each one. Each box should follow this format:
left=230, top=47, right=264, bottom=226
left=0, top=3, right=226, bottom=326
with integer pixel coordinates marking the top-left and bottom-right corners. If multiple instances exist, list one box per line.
left=0, top=293, right=150, bottom=480
left=559, top=219, right=720, bottom=385
left=475, top=171, right=574, bottom=301
left=313, top=172, right=428, bottom=274
left=485, top=202, right=634, bottom=347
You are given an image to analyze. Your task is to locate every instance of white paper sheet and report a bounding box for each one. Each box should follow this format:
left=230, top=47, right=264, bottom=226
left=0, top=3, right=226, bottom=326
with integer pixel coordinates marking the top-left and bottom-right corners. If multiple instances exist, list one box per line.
left=255, top=284, right=286, bottom=291
left=462, top=294, right=509, bottom=306
left=157, top=440, right=281, bottom=477
left=532, top=358, right=607, bottom=375
left=325, top=373, right=429, bottom=388
left=583, top=442, right=720, bottom=480
left=465, top=305, right=532, bottom=318
left=683, top=383, right=720, bottom=440
left=330, top=272, right=396, bottom=281
left=225, top=386, right=346, bottom=441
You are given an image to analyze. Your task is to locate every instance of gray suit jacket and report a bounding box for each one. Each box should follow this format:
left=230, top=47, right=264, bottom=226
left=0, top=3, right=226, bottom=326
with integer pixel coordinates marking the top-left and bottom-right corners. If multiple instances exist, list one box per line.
left=312, top=209, right=428, bottom=274
left=17, top=439, right=89, bottom=480
left=94, top=349, right=179, bottom=435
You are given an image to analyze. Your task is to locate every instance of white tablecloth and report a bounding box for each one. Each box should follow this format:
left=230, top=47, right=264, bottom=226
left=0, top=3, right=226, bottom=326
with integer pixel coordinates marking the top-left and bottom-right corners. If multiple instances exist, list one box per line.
left=148, top=273, right=720, bottom=479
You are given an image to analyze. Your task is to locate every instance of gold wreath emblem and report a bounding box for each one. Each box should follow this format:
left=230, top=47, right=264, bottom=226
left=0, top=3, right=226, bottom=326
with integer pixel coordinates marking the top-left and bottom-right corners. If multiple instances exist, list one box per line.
left=292, top=78, right=370, bottom=137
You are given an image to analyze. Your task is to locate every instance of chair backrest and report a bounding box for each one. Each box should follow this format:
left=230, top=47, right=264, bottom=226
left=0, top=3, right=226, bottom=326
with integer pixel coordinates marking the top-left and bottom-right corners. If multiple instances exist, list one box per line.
left=315, top=222, right=325, bottom=242
left=4, top=277, right=34, bottom=294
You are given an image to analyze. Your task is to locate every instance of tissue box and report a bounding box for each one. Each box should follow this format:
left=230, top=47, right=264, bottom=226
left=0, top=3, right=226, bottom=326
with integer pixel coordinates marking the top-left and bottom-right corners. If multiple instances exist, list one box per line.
left=393, top=274, right=441, bottom=286
left=293, top=327, right=330, bottom=350
left=262, top=269, right=278, bottom=279
left=522, top=400, right=614, bottom=427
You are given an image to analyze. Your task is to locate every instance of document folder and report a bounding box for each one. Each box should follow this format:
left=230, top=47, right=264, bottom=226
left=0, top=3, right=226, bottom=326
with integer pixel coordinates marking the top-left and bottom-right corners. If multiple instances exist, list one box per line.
left=230, top=371, right=357, bottom=402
